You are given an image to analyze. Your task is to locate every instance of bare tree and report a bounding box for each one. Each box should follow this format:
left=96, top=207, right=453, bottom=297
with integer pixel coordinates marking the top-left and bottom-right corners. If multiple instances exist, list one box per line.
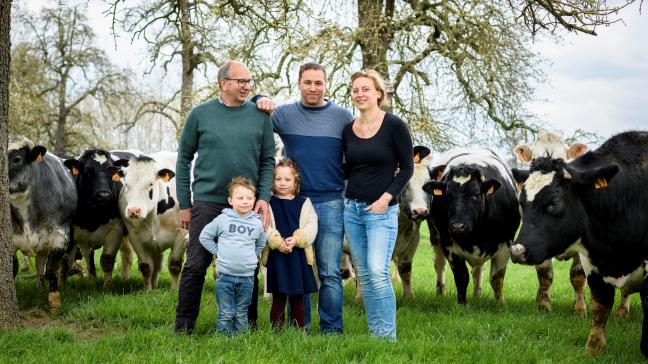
left=1, top=0, right=20, bottom=330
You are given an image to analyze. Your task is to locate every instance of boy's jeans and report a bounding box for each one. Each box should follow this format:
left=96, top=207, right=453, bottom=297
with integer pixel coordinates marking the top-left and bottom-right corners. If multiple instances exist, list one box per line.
left=215, top=272, right=254, bottom=335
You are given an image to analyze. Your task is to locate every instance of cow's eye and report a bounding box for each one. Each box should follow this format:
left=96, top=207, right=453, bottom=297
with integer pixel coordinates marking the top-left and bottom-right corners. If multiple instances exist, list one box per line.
left=11, top=156, right=21, bottom=164
left=470, top=194, right=480, bottom=201
left=546, top=200, right=562, bottom=214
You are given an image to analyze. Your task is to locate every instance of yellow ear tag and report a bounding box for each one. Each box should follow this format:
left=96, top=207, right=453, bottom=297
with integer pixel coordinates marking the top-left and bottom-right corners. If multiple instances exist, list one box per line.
left=36, top=154, right=45, bottom=163
left=162, top=175, right=170, bottom=182
left=516, top=182, right=523, bottom=193
left=413, top=154, right=420, bottom=163
left=72, top=167, right=79, bottom=176
left=434, top=171, right=443, bottom=181
left=112, top=173, right=121, bottom=182
left=594, top=178, right=608, bottom=189
left=433, top=188, right=443, bottom=196
left=486, top=185, right=495, bottom=195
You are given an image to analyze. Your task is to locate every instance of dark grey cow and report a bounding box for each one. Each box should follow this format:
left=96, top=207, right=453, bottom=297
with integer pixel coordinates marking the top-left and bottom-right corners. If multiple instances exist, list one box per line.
left=8, top=135, right=77, bottom=309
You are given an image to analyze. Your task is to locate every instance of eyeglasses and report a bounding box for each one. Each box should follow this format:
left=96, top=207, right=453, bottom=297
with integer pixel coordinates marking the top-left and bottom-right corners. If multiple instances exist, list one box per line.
left=225, top=78, right=255, bottom=87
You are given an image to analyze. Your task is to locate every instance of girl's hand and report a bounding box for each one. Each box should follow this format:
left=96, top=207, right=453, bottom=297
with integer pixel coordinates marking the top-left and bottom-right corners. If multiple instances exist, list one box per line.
left=284, top=236, right=296, bottom=248
left=279, top=241, right=292, bottom=254
left=364, top=192, right=393, bottom=214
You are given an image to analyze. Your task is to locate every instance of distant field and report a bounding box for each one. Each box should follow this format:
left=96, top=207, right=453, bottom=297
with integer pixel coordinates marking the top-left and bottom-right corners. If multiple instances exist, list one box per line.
left=1, top=222, right=644, bottom=363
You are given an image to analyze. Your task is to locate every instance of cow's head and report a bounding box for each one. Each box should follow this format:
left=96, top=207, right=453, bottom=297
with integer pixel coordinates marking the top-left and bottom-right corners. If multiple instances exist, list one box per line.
left=422, top=164, right=500, bottom=238
left=64, top=149, right=122, bottom=206
left=7, top=135, right=47, bottom=194
left=510, top=157, right=618, bottom=265
left=514, top=130, right=587, bottom=164
left=400, top=146, right=433, bottom=220
left=120, top=156, right=175, bottom=219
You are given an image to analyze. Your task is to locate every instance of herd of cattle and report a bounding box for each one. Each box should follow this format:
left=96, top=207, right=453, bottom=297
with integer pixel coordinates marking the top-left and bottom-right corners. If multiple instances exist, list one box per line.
left=7, top=130, right=648, bottom=357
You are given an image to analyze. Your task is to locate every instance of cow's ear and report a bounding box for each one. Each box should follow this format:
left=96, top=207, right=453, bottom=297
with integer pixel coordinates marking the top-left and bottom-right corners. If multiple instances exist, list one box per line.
left=513, top=144, right=533, bottom=164
left=567, top=143, right=588, bottom=160
left=569, top=164, right=619, bottom=190
left=64, top=159, right=81, bottom=176
left=28, top=146, right=47, bottom=164
left=511, top=168, right=529, bottom=193
left=113, top=159, right=130, bottom=168
left=423, top=181, right=446, bottom=196
left=430, top=165, right=446, bottom=181
left=157, top=168, right=175, bottom=182
left=481, top=179, right=501, bottom=196
left=106, top=166, right=124, bottom=181
left=413, top=146, right=430, bottom=163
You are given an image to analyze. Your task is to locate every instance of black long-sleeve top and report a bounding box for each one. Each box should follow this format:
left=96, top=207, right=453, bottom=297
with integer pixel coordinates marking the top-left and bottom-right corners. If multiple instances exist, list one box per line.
left=342, top=112, right=414, bottom=205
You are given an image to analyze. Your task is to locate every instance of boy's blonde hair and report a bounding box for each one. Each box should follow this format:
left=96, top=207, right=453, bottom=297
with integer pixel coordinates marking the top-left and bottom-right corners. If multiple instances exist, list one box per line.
left=350, top=69, right=390, bottom=109
left=274, top=159, right=301, bottom=196
left=228, top=176, right=256, bottom=197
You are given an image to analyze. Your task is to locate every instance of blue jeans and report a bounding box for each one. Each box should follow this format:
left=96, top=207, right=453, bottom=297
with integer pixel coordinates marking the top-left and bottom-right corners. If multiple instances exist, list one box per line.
left=344, top=199, right=398, bottom=341
left=215, top=272, right=254, bottom=335
left=311, top=198, right=345, bottom=332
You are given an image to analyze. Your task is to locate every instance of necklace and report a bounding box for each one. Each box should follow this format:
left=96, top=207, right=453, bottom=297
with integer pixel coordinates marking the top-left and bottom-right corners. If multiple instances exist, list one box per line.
left=354, top=111, right=383, bottom=139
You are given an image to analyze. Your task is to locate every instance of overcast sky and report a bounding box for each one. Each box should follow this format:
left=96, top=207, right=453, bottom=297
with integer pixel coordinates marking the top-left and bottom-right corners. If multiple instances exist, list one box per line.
left=21, top=1, right=648, bottom=144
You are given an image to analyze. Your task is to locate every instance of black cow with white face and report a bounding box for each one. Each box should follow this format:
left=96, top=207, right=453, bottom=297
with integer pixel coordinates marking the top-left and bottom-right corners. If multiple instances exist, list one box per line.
left=423, top=148, right=519, bottom=304
left=64, top=149, right=135, bottom=289
left=510, top=131, right=648, bottom=357
left=8, top=135, right=77, bottom=309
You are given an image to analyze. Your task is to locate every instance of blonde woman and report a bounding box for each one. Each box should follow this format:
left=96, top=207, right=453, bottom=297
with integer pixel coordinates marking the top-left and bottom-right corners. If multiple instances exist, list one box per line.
left=342, top=70, right=413, bottom=341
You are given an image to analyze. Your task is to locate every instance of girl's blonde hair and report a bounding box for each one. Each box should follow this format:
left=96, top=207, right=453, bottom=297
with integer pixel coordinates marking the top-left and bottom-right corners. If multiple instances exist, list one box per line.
left=273, top=159, right=301, bottom=196
left=350, top=69, right=390, bottom=109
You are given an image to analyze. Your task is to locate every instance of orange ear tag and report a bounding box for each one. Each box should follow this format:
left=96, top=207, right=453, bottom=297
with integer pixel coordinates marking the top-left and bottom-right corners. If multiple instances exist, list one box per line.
left=162, top=175, right=170, bottom=182
left=112, top=173, right=121, bottom=182
left=36, top=154, right=45, bottom=163
left=516, top=182, right=523, bottom=193
left=413, top=154, right=420, bottom=163
left=433, top=189, right=443, bottom=196
left=72, top=167, right=79, bottom=176
left=594, top=178, right=608, bottom=189
left=486, top=186, right=495, bottom=195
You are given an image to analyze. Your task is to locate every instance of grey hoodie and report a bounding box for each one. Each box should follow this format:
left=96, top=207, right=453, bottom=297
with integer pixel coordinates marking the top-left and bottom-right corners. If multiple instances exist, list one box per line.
left=199, top=208, right=266, bottom=277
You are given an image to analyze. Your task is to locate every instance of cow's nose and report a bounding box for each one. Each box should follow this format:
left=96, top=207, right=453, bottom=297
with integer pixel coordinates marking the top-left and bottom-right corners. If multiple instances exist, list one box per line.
left=412, top=208, right=428, bottom=218
left=451, top=223, right=466, bottom=234
left=95, top=191, right=111, bottom=202
left=510, top=244, right=528, bottom=263
left=127, top=207, right=141, bottom=217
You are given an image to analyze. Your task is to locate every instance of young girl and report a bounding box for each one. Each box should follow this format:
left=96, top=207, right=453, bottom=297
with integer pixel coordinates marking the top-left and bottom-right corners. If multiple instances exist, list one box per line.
left=261, top=159, right=318, bottom=329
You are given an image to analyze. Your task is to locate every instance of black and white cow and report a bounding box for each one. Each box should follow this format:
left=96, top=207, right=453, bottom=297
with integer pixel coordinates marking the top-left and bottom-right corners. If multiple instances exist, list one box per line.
left=513, top=130, right=590, bottom=315
left=510, top=131, right=648, bottom=356
left=64, top=149, right=135, bottom=289
left=118, top=152, right=187, bottom=292
left=423, top=148, right=520, bottom=304
left=8, top=135, right=77, bottom=308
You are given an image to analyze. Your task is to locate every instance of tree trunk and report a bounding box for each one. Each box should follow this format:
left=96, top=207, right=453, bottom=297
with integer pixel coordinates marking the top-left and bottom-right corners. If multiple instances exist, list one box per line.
left=0, top=0, right=21, bottom=330
left=53, top=76, right=68, bottom=153
left=356, top=0, right=394, bottom=79
left=178, top=0, right=194, bottom=139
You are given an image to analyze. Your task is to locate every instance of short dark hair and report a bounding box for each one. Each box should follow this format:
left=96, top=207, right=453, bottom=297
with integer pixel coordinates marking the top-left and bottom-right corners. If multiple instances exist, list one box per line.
left=298, top=62, right=326, bottom=81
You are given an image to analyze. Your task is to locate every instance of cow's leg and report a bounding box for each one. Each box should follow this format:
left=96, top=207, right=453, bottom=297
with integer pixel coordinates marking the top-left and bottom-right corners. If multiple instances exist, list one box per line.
left=449, top=254, right=469, bottom=304
left=472, top=264, right=483, bottom=298
left=35, top=255, right=47, bottom=289
left=79, top=245, right=95, bottom=279
left=616, top=292, right=631, bottom=318
left=397, top=260, right=414, bottom=300
left=535, top=259, right=553, bottom=311
left=168, top=234, right=186, bottom=289
left=100, top=253, right=116, bottom=289
left=570, top=254, right=587, bottom=317
left=586, top=273, right=614, bottom=355
left=640, top=277, right=648, bottom=357
left=138, top=255, right=154, bottom=292
left=119, top=237, right=133, bottom=280
left=152, top=252, right=164, bottom=289
left=45, top=248, right=65, bottom=310
left=20, top=255, right=30, bottom=272
left=260, top=264, right=271, bottom=300
left=489, top=245, right=509, bottom=303
left=433, top=243, right=447, bottom=295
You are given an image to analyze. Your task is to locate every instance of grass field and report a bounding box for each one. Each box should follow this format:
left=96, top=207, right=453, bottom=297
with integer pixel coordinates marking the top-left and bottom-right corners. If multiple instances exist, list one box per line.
left=1, top=222, right=644, bottom=363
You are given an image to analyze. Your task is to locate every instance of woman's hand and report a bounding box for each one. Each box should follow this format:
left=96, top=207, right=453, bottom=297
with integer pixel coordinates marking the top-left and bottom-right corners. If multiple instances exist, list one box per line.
left=364, top=192, right=393, bottom=214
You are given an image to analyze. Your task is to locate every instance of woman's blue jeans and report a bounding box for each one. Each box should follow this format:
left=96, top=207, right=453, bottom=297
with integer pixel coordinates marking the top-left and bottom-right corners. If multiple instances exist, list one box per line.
left=344, top=198, right=398, bottom=341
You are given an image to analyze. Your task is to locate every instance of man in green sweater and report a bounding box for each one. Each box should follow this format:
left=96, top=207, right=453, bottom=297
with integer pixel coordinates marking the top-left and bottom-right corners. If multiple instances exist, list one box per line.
left=174, top=61, right=275, bottom=334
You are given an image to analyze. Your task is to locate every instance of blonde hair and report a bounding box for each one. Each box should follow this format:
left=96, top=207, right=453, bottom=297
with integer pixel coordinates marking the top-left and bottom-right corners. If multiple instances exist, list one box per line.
left=228, top=176, right=256, bottom=197
left=350, top=69, right=390, bottom=109
left=273, top=159, right=301, bottom=196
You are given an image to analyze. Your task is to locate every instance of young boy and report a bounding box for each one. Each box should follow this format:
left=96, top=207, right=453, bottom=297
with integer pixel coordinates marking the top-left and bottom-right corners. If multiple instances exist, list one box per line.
left=199, top=177, right=267, bottom=335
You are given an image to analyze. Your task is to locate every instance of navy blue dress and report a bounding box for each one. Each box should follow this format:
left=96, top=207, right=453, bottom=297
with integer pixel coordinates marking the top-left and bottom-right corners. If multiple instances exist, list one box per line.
left=266, top=196, right=318, bottom=295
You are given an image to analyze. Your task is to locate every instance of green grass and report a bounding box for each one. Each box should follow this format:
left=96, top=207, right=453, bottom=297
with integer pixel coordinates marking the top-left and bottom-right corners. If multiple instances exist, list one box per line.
left=2, top=222, right=644, bottom=363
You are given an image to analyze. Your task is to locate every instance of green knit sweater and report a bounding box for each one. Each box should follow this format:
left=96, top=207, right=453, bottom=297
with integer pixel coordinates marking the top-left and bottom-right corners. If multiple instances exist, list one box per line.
left=176, top=99, right=275, bottom=208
